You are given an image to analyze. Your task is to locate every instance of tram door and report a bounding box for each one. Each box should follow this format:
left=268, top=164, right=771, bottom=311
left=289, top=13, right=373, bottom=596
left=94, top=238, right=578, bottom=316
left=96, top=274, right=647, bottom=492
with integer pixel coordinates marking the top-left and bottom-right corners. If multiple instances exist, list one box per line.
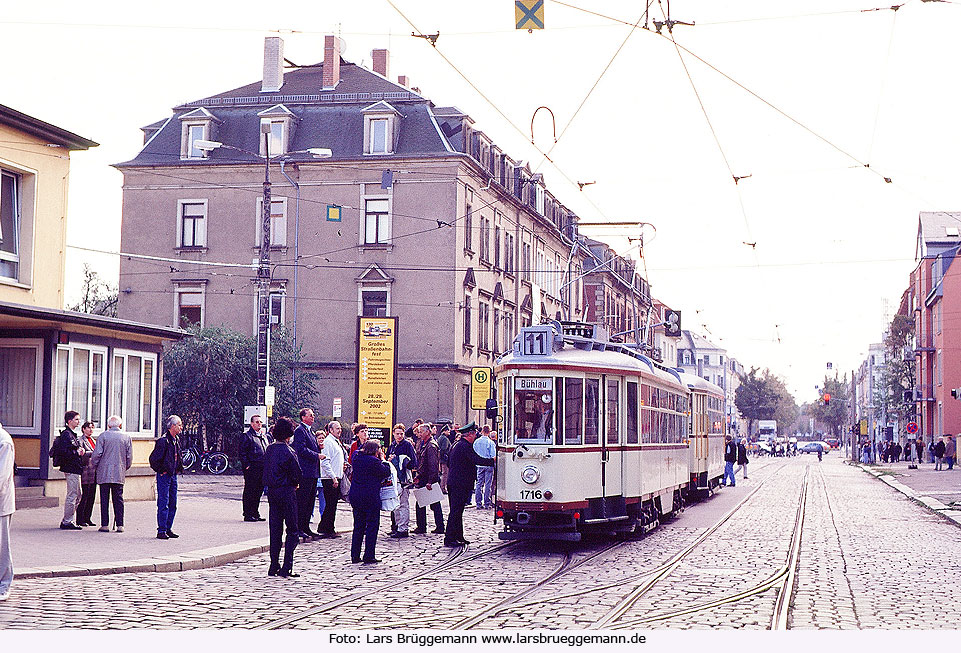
left=601, top=376, right=623, bottom=502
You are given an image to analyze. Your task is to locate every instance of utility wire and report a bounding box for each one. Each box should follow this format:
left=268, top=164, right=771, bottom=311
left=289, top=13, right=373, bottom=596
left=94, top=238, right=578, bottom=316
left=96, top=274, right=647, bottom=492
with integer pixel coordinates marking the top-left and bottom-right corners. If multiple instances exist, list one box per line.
left=867, top=6, right=901, bottom=163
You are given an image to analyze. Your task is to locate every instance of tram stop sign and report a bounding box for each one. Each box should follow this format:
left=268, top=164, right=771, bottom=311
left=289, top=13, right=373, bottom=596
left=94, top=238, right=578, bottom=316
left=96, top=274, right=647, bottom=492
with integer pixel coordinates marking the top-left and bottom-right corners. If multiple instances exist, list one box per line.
left=471, top=366, right=493, bottom=410
left=906, top=421, right=919, bottom=435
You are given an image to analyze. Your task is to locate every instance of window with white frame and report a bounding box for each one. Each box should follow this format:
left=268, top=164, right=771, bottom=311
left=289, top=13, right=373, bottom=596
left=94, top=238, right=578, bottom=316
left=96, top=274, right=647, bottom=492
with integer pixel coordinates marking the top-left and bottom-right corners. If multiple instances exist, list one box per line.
left=269, top=290, right=285, bottom=328
left=503, top=311, right=514, bottom=352
left=177, top=200, right=207, bottom=248
left=255, top=197, right=288, bottom=248
left=535, top=185, right=545, bottom=215
left=504, top=232, right=515, bottom=275
left=522, top=241, right=531, bottom=281
left=494, top=225, right=501, bottom=269
left=0, top=171, right=20, bottom=280
left=0, top=340, right=43, bottom=434
left=364, top=197, right=390, bottom=245
left=175, top=286, right=205, bottom=328
left=478, top=300, right=490, bottom=350
left=360, top=288, right=389, bottom=317
left=111, top=349, right=157, bottom=434
left=182, top=123, right=209, bottom=159
left=54, top=344, right=107, bottom=432
left=464, top=187, right=473, bottom=252
left=370, top=119, right=388, bottom=154
left=261, top=119, right=287, bottom=156
left=479, top=215, right=490, bottom=262
left=463, top=295, right=473, bottom=347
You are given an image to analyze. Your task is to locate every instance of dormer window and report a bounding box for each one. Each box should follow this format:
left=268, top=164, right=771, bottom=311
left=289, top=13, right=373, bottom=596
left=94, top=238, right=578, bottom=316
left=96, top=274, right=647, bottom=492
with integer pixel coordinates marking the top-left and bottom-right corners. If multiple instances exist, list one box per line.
left=258, top=105, right=297, bottom=156
left=362, top=101, right=401, bottom=155
left=179, top=108, right=220, bottom=160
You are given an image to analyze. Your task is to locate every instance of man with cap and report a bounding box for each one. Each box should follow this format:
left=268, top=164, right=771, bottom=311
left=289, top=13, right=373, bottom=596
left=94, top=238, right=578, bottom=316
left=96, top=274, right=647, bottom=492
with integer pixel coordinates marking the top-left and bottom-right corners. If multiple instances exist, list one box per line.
left=444, top=421, right=494, bottom=547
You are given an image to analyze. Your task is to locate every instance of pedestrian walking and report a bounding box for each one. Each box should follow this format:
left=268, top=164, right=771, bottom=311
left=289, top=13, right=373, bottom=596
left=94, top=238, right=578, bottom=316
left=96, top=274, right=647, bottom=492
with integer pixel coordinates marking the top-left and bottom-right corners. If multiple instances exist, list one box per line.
left=349, top=439, right=391, bottom=564
left=239, top=414, right=269, bottom=522
left=893, top=441, right=903, bottom=463
left=292, top=408, right=322, bottom=538
left=435, top=424, right=452, bottom=494
left=945, top=435, right=956, bottom=470
left=51, top=410, right=84, bottom=530
left=0, top=422, right=14, bottom=601
left=473, top=425, right=496, bottom=509
left=90, top=416, right=133, bottom=532
left=915, top=438, right=924, bottom=464
left=387, top=424, right=417, bottom=538
left=735, top=439, right=749, bottom=479
left=76, top=421, right=98, bottom=527
left=861, top=441, right=872, bottom=465
left=149, top=415, right=184, bottom=539
left=263, top=417, right=302, bottom=578
left=934, top=437, right=946, bottom=470
left=445, top=422, right=494, bottom=547
left=722, top=435, right=737, bottom=487
left=318, top=421, right=345, bottom=538
left=413, top=423, right=445, bottom=535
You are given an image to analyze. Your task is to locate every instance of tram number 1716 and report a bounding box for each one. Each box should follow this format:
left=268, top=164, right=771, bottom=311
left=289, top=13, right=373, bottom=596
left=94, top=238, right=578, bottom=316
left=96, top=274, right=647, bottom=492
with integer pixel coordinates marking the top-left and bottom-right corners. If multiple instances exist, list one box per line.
left=519, top=489, right=544, bottom=500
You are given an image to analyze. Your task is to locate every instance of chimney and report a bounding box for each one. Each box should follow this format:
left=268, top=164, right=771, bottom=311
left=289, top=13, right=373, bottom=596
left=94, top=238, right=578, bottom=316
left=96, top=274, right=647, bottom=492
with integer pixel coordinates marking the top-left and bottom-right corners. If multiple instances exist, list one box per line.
left=371, top=49, right=390, bottom=78
left=397, top=75, right=409, bottom=87
left=323, top=35, right=344, bottom=89
left=261, top=37, right=285, bottom=93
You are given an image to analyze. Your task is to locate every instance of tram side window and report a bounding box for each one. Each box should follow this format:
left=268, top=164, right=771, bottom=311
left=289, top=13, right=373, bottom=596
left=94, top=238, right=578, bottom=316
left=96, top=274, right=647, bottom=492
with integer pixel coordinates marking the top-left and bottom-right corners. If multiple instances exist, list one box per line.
left=564, top=378, right=583, bottom=445
left=606, top=379, right=619, bottom=444
left=626, top=381, right=638, bottom=444
left=513, top=385, right=553, bottom=443
left=503, top=378, right=512, bottom=439
left=554, top=379, right=564, bottom=445
left=641, top=408, right=652, bottom=444
left=584, top=378, right=599, bottom=445
left=652, top=411, right=661, bottom=444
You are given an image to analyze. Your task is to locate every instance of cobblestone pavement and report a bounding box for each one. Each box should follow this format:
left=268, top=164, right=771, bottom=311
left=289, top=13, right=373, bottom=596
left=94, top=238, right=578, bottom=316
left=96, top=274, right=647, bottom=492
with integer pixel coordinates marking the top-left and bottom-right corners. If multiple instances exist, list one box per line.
left=2, top=455, right=961, bottom=630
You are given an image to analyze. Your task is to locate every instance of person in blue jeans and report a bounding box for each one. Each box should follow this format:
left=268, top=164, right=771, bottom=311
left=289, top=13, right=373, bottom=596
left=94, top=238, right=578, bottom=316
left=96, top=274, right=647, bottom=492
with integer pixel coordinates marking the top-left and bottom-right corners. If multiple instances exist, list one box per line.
left=722, top=435, right=737, bottom=487
left=149, top=416, right=185, bottom=539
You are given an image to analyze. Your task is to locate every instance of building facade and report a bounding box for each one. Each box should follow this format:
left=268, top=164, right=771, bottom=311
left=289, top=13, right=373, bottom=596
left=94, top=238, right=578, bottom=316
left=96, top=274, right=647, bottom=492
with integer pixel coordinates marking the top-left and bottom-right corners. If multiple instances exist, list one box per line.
left=581, top=237, right=651, bottom=344
left=0, top=104, right=181, bottom=501
left=116, top=37, right=599, bottom=426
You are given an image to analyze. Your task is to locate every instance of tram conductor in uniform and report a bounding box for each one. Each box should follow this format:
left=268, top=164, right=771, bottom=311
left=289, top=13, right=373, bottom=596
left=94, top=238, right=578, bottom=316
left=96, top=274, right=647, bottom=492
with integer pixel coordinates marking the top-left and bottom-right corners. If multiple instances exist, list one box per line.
left=444, top=422, right=495, bottom=547
left=263, top=417, right=302, bottom=578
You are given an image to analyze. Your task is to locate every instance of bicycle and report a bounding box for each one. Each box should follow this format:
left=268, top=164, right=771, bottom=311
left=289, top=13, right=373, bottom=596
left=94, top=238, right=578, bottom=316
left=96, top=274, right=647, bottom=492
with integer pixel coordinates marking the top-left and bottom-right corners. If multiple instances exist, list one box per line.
left=181, top=446, right=229, bottom=475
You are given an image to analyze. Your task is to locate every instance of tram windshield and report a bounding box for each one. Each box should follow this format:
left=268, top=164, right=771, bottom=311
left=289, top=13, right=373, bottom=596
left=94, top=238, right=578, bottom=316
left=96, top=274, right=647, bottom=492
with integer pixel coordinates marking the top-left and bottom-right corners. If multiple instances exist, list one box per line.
left=513, top=378, right=553, bottom=444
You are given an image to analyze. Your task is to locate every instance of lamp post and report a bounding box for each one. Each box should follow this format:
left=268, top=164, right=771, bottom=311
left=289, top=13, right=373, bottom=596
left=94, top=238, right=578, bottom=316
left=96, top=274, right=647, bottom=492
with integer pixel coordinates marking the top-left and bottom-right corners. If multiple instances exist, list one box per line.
left=194, top=134, right=331, bottom=404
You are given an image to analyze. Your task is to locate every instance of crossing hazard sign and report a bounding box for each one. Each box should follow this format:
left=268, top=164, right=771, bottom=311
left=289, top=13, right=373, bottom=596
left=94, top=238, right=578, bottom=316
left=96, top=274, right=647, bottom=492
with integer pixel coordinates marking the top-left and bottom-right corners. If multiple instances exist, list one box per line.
left=515, top=0, right=544, bottom=30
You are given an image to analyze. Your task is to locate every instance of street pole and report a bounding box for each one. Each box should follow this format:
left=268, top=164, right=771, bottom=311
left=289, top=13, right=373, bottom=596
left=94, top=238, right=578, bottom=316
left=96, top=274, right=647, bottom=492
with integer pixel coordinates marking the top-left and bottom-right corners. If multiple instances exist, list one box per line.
left=256, top=126, right=272, bottom=406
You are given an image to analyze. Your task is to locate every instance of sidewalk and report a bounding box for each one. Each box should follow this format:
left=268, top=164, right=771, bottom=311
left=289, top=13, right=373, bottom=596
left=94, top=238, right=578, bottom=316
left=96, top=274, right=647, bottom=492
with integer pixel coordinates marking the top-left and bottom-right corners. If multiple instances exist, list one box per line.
left=10, top=475, right=355, bottom=578
left=856, top=458, right=961, bottom=526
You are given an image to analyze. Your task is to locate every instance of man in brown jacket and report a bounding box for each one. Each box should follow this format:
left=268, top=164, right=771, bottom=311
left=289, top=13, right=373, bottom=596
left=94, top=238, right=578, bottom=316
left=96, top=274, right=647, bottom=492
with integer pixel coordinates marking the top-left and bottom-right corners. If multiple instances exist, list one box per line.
left=412, top=423, right=445, bottom=534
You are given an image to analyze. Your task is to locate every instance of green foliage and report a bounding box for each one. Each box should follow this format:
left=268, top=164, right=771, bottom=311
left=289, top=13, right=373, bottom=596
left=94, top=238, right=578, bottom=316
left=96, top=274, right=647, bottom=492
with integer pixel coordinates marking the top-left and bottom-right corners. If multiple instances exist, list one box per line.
left=875, top=314, right=916, bottom=424
left=734, top=367, right=798, bottom=436
left=67, top=264, right=118, bottom=317
left=812, top=374, right=849, bottom=437
left=161, top=326, right=317, bottom=451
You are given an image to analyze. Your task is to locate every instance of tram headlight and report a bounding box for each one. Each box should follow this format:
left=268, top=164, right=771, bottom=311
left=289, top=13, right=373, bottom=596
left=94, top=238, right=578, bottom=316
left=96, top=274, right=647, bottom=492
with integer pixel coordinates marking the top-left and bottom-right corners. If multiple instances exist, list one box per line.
left=521, top=465, right=540, bottom=484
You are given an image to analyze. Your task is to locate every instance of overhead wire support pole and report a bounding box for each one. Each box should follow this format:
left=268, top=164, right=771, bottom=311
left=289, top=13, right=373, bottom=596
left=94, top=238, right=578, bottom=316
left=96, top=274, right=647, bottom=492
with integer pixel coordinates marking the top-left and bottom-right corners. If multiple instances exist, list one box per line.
left=257, top=125, right=272, bottom=406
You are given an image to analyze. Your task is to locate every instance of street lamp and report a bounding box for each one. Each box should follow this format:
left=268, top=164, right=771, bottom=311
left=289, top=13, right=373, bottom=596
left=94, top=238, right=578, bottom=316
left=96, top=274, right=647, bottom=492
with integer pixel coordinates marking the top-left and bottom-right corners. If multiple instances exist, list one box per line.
left=193, top=134, right=331, bottom=406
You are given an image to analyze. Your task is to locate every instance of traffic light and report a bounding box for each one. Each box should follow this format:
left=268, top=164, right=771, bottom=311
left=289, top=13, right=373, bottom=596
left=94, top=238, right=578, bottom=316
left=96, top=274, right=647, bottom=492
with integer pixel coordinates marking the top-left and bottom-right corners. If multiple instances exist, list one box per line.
left=823, top=393, right=831, bottom=405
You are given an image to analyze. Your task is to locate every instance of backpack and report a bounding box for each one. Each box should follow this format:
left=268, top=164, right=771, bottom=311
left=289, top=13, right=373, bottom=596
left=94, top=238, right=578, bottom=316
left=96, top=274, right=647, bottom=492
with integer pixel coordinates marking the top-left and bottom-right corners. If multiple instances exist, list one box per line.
left=49, top=436, right=64, bottom=468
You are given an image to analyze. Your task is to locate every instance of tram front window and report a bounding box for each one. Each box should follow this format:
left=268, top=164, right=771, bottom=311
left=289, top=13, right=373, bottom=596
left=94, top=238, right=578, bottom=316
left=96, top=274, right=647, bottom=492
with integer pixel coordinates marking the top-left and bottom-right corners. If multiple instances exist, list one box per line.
left=514, top=388, right=553, bottom=444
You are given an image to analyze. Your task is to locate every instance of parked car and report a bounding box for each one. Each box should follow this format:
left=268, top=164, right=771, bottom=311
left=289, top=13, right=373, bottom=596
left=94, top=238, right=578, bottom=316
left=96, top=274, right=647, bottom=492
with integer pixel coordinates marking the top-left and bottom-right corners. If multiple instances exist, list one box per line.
left=799, top=442, right=824, bottom=454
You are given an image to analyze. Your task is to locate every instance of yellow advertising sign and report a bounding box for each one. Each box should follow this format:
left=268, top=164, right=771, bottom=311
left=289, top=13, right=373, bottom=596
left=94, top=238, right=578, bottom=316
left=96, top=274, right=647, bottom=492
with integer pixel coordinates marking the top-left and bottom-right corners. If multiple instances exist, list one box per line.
left=859, top=419, right=868, bottom=436
left=356, top=317, right=398, bottom=429
left=471, top=366, right=493, bottom=410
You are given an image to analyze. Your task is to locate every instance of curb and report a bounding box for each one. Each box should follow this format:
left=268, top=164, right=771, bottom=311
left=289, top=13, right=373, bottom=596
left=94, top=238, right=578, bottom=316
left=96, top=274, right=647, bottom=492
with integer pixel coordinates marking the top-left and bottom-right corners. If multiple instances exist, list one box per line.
left=858, top=464, right=961, bottom=527
left=15, top=538, right=271, bottom=579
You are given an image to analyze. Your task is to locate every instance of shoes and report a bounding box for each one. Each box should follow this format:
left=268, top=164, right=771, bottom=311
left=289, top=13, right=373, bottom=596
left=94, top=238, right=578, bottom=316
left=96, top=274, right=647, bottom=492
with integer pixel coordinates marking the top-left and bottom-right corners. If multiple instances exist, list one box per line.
left=277, top=569, right=300, bottom=578
left=351, top=558, right=362, bottom=564
left=166, top=531, right=179, bottom=538
left=362, top=559, right=381, bottom=564
left=60, top=522, right=82, bottom=530
left=157, top=532, right=169, bottom=540
left=475, top=506, right=485, bottom=510
left=411, top=528, right=427, bottom=534
left=268, top=566, right=279, bottom=577
left=244, top=516, right=260, bottom=522
left=458, top=538, right=470, bottom=545
left=303, top=529, right=320, bottom=538
left=98, top=526, right=110, bottom=532
left=388, top=531, right=408, bottom=538
left=730, top=484, right=736, bottom=488
left=443, top=540, right=462, bottom=547
left=256, top=517, right=266, bottom=521
left=431, top=527, right=445, bottom=534
left=115, top=526, right=124, bottom=533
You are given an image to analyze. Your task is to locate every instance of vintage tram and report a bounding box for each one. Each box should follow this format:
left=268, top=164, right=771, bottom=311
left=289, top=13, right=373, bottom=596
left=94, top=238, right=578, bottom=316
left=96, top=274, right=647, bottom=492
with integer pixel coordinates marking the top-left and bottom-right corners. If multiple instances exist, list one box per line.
left=493, top=321, right=716, bottom=541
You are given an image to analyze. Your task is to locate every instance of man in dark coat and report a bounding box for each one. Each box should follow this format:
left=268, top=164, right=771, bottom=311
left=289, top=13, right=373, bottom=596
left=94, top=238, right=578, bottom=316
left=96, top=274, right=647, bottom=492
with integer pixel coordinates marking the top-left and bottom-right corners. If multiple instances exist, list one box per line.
left=51, top=411, right=84, bottom=530
left=263, top=417, right=302, bottom=577
left=413, top=423, right=445, bottom=534
left=238, top=414, right=269, bottom=522
left=149, top=415, right=185, bottom=539
left=444, top=422, right=494, bottom=547
left=291, top=408, right=321, bottom=537
left=722, top=435, right=737, bottom=487
left=735, top=439, right=749, bottom=480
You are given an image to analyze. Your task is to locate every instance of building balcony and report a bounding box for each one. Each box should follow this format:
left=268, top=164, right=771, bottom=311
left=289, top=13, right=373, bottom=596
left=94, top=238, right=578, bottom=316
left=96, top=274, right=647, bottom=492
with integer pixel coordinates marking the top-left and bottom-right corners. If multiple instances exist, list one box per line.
left=914, top=337, right=935, bottom=355
left=914, top=384, right=936, bottom=402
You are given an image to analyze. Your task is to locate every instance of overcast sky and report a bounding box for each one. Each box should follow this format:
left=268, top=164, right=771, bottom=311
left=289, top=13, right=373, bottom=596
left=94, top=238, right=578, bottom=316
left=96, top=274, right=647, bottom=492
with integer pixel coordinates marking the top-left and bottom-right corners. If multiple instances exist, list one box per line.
left=4, top=0, right=959, bottom=399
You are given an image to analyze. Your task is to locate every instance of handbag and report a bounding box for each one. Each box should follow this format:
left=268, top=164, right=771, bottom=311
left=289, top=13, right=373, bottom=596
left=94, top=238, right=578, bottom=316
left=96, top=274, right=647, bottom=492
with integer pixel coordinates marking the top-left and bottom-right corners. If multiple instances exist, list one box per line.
left=380, top=465, right=400, bottom=511
left=340, top=470, right=351, bottom=500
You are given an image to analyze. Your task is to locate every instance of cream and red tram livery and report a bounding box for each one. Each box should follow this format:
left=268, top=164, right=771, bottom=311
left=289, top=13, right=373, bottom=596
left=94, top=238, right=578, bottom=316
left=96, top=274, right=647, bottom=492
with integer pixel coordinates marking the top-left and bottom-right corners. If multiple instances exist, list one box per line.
left=494, top=322, right=690, bottom=541
left=680, top=373, right=726, bottom=494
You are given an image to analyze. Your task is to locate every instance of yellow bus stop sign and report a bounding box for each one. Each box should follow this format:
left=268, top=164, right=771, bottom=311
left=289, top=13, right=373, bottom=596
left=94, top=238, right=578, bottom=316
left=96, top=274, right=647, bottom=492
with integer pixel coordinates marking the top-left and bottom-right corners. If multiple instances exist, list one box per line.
left=516, top=0, right=544, bottom=30
left=471, top=366, right=493, bottom=410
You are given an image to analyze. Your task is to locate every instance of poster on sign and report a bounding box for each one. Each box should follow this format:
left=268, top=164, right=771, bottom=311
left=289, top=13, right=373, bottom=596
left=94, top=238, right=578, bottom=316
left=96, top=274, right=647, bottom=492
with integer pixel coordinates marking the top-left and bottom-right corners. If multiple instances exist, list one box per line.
left=355, top=317, right=398, bottom=430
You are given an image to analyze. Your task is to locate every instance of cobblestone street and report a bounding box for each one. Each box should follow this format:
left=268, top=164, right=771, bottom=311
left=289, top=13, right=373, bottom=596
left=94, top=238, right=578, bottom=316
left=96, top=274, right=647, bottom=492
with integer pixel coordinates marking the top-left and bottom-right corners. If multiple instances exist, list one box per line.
left=2, top=455, right=961, bottom=630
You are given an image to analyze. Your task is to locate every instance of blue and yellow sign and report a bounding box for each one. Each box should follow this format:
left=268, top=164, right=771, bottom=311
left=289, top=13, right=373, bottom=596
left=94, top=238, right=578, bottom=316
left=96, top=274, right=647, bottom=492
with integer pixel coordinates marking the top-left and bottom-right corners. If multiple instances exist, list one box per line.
left=326, top=204, right=342, bottom=222
left=515, top=0, right=544, bottom=30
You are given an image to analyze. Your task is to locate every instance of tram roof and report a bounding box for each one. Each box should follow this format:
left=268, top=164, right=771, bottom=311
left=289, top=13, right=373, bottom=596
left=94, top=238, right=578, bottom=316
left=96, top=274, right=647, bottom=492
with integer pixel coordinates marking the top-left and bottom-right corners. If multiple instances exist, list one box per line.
left=496, top=346, right=684, bottom=388
left=677, top=371, right=725, bottom=396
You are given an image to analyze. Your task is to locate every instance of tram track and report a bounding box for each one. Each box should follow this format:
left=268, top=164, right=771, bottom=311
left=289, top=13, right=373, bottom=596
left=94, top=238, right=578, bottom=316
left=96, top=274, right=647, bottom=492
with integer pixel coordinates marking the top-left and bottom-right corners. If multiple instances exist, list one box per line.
left=255, top=541, right=518, bottom=630
left=604, top=465, right=810, bottom=630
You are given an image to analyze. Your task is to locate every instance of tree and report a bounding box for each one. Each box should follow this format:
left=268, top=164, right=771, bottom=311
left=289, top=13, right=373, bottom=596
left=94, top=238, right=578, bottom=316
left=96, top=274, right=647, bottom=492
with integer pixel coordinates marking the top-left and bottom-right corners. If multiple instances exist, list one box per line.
left=874, top=314, right=915, bottom=427
left=734, top=367, right=797, bottom=437
left=267, top=327, right=320, bottom=422
left=812, top=374, right=850, bottom=438
left=67, top=264, right=118, bottom=317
